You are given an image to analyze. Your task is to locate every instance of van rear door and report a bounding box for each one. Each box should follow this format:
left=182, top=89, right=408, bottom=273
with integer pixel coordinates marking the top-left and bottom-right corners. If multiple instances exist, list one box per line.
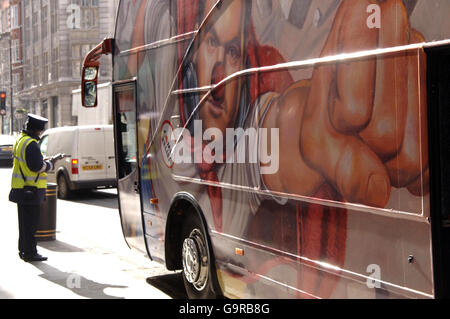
left=104, top=126, right=116, bottom=180
left=78, top=128, right=107, bottom=181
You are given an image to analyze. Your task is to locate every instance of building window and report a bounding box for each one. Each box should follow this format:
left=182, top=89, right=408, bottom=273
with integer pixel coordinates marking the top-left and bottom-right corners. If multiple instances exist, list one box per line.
left=0, top=10, right=6, bottom=33
left=81, top=44, right=91, bottom=57
left=11, top=5, right=19, bottom=30
left=24, top=17, right=30, bottom=46
left=32, top=12, right=39, bottom=43
left=42, top=99, right=48, bottom=119
left=42, top=52, right=49, bottom=84
left=24, top=60, right=31, bottom=88
left=41, top=5, right=48, bottom=39
left=11, top=39, right=20, bottom=63
left=72, top=44, right=93, bottom=78
left=51, top=48, right=59, bottom=81
left=72, top=45, right=81, bottom=59
left=13, top=73, right=20, bottom=89
left=72, top=61, right=81, bottom=78
left=33, top=55, right=39, bottom=86
left=70, top=0, right=99, bottom=29
left=51, top=0, right=58, bottom=34
left=52, top=96, right=58, bottom=127
left=24, top=0, right=31, bottom=16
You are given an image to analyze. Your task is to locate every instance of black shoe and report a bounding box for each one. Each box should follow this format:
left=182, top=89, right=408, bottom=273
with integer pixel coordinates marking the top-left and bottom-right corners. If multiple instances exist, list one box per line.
left=19, top=252, right=24, bottom=260
left=23, top=254, right=48, bottom=262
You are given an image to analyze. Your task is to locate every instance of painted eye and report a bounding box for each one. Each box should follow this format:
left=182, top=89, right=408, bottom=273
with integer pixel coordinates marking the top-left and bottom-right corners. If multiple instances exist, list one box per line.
left=228, top=46, right=241, bottom=62
left=208, top=36, right=219, bottom=48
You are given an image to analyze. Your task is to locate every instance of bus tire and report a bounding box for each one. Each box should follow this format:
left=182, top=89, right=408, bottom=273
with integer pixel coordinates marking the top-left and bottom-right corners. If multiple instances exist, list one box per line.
left=57, top=174, right=71, bottom=199
left=180, top=213, right=220, bottom=299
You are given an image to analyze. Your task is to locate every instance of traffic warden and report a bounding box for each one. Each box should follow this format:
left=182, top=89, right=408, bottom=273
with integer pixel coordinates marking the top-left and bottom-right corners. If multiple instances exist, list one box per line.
left=9, top=114, right=58, bottom=262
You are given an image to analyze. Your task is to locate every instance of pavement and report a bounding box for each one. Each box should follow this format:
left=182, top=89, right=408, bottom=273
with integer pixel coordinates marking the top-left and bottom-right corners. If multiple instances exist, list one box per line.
left=0, top=167, right=184, bottom=299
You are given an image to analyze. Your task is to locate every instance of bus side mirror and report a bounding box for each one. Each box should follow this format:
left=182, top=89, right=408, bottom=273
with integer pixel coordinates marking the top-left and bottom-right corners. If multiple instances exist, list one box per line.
left=82, top=66, right=99, bottom=107
left=81, top=38, right=114, bottom=108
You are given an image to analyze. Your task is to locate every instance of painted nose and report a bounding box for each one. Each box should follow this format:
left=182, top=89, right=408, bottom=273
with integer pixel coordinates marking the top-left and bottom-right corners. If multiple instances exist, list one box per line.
left=211, top=63, right=225, bottom=102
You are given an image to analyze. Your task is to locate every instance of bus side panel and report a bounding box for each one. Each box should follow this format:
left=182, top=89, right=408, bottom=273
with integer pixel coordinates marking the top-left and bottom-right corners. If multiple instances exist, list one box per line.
left=212, top=209, right=433, bottom=299
left=116, top=0, right=450, bottom=298
left=169, top=0, right=437, bottom=299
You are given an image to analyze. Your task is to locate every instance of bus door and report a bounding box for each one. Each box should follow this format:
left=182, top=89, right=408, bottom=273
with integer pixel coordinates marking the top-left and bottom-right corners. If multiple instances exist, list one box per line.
left=427, top=44, right=450, bottom=299
left=113, top=81, right=147, bottom=253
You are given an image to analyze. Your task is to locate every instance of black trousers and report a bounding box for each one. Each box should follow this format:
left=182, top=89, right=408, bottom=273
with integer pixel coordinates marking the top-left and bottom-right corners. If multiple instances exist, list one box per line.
left=17, top=204, right=40, bottom=257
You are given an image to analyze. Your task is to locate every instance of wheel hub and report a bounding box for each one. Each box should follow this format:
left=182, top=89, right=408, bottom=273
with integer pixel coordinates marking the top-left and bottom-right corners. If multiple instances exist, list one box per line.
left=182, top=229, right=209, bottom=291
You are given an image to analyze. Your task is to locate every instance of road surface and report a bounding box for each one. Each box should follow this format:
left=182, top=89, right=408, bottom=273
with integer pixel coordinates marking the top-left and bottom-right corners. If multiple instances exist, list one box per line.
left=0, top=166, right=187, bottom=299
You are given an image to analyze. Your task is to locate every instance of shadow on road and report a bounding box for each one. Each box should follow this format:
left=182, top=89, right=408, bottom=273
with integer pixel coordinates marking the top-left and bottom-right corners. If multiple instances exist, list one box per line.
left=35, top=240, right=126, bottom=298
left=31, top=262, right=128, bottom=299
left=63, top=189, right=119, bottom=209
left=146, top=272, right=188, bottom=299
left=38, top=239, right=85, bottom=253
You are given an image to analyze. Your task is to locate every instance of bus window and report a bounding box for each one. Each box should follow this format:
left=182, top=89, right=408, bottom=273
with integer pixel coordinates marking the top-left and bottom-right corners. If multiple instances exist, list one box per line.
left=114, top=84, right=137, bottom=179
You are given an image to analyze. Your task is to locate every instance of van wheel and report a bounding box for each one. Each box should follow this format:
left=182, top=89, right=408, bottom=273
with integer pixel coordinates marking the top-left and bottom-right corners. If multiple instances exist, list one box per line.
left=181, top=214, right=221, bottom=299
left=57, top=174, right=71, bottom=199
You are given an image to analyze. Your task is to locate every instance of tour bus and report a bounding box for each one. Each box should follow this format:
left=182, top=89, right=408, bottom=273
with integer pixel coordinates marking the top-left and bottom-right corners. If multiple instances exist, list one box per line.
left=81, top=0, right=450, bottom=299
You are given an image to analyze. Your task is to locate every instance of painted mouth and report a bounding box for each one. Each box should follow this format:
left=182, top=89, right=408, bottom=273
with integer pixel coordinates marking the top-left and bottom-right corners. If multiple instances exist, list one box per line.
left=206, top=98, right=225, bottom=118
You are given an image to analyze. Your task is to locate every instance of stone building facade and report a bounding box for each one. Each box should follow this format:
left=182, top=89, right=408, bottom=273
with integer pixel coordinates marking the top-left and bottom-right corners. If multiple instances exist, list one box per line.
left=0, top=0, right=118, bottom=133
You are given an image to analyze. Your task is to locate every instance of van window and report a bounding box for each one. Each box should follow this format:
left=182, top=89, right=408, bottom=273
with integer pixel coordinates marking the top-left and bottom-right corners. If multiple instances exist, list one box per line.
left=40, top=135, right=49, bottom=156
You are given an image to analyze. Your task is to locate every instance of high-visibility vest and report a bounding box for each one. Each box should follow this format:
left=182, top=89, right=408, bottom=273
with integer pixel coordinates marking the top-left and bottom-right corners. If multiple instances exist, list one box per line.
left=11, top=133, right=47, bottom=189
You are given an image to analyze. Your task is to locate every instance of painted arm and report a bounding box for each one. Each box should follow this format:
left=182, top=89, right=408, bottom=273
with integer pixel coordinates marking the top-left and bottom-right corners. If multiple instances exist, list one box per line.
left=263, top=0, right=428, bottom=207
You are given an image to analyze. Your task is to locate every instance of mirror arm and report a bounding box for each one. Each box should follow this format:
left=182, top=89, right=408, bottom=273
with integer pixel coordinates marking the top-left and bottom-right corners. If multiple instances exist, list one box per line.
left=82, top=38, right=114, bottom=68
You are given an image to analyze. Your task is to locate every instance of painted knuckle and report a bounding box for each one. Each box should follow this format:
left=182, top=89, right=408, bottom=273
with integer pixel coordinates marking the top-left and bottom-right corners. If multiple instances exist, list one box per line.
left=335, top=141, right=390, bottom=207
left=334, top=62, right=375, bottom=132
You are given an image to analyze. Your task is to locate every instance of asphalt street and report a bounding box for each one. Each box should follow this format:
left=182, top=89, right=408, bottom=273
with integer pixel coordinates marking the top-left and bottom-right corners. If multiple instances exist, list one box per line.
left=0, top=166, right=187, bottom=299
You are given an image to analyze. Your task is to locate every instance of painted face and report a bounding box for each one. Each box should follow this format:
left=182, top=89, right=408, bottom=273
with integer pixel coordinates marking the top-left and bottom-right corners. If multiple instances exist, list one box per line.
left=195, top=0, right=245, bottom=134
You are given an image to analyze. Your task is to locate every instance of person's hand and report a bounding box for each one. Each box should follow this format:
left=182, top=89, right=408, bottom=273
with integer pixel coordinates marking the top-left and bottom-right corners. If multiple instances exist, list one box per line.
left=50, top=153, right=66, bottom=165
left=300, top=0, right=428, bottom=208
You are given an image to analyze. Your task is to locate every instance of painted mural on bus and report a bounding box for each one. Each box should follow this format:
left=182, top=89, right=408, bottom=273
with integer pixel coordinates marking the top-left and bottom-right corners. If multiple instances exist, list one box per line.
left=90, top=0, right=450, bottom=298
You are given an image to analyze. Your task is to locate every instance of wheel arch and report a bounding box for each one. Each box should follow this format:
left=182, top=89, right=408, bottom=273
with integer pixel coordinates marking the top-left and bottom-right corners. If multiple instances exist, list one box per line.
left=164, top=192, right=210, bottom=271
left=56, top=166, right=70, bottom=182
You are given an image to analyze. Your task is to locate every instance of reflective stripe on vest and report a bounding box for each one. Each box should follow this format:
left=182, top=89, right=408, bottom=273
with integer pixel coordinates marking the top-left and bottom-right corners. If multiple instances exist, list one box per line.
left=11, top=133, right=48, bottom=189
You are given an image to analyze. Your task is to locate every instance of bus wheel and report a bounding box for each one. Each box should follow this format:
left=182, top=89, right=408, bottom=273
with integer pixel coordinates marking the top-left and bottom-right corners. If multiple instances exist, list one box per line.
left=181, top=214, right=219, bottom=299
left=57, top=174, right=71, bottom=199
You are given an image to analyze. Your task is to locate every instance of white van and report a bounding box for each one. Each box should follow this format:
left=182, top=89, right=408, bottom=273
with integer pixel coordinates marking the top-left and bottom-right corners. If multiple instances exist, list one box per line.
left=40, top=125, right=117, bottom=199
